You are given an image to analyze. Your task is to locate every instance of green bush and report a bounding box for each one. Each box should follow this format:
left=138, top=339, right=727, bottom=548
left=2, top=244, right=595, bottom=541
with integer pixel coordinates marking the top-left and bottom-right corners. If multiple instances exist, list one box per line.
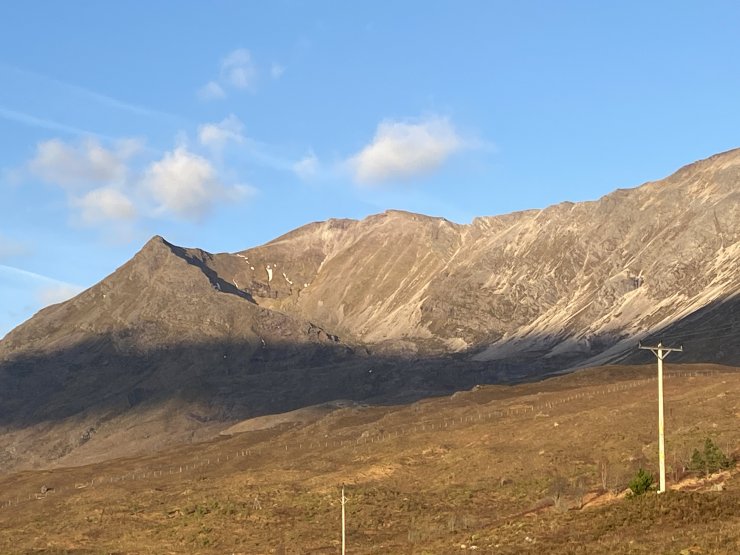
left=689, top=438, right=732, bottom=477
left=628, top=468, right=654, bottom=496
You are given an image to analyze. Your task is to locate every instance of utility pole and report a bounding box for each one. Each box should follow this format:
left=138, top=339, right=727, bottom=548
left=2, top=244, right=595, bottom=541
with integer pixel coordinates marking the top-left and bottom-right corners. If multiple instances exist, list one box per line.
left=638, top=341, right=683, bottom=493
left=341, top=485, right=346, bottom=555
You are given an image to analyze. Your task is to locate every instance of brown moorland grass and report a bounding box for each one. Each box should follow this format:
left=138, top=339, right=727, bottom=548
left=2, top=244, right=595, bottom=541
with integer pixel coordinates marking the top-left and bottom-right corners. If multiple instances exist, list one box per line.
left=0, top=362, right=738, bottom=554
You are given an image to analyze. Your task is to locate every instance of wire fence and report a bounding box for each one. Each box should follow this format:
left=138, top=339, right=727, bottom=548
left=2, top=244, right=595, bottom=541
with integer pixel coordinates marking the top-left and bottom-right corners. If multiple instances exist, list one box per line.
left=0, top=369, right=725, bottom=511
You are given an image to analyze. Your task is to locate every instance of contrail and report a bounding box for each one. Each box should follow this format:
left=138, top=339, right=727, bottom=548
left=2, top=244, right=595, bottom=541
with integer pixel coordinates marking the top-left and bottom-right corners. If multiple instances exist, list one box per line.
left=0, top=105, right=102, bottom=137
left=0, top=61, right=184, bottom=123
left=0, top=264, right=83, bottom=288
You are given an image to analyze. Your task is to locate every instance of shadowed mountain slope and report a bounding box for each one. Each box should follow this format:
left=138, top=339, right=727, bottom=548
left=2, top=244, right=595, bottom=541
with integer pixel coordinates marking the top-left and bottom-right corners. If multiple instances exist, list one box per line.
left=1, top=148, right=739, bottom=471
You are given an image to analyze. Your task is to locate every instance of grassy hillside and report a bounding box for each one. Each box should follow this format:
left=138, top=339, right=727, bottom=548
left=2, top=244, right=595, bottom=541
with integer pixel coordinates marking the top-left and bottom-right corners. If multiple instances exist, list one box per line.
left=0, top=363, right=738, bottom=553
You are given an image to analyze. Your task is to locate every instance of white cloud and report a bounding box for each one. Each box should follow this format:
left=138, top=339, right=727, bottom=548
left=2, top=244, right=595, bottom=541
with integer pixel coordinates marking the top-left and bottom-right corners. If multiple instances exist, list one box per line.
left=0, top=235, right=31, bottom=261
left=15, top=130, right=254, bottom=237
left=197, top=81, right=225, bottom=101
left=221, top=48, right=256, bottom=90
left=72, top=187, right=136, bottom=225
left=198, top=48, right=259, bottom=100
left=28, top=138, right=141, bottom=189
left=25, top=137, right=143, bottom=229
left=142, top=147, right=228, bottom=221
left=270, top=63, right=285, bottom=79
left=115, top=138, right=144, bottom=159
left=198, top=114, right=245, bottom=150
left=349, top=116, right=463, bottom=184
left=293, top=151, right=319, bottom=180
left=36, top=282, right=84, bottom=306
left=229, top=183, right=258, bottom=202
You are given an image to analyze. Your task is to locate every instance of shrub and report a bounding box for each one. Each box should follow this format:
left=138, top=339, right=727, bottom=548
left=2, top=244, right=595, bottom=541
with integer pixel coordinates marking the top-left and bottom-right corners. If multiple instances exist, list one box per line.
left=689, top=438, right=732, bottom=477
left=628, top=468, right=654, bottom=496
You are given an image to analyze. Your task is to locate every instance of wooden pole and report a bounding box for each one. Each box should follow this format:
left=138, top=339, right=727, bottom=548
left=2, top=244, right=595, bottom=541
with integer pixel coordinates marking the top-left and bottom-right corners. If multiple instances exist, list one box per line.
left=639, top=341, right=683, bottom=493
left=341, top=485, right=346, bottom=555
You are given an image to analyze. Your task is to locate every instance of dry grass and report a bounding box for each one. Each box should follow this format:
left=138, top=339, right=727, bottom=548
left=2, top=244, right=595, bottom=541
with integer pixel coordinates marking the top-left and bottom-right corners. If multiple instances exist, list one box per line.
left=1, top=363, right=739, bottom=554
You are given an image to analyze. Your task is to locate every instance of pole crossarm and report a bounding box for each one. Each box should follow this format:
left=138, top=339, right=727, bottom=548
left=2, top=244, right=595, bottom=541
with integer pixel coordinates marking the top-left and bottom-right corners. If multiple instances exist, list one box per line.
left=638, top=342, right=683, bottom=358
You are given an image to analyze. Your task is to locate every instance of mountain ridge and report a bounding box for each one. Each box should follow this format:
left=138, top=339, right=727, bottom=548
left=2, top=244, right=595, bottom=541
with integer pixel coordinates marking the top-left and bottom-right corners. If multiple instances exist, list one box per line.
left=1, top=148, right=739, bottom=471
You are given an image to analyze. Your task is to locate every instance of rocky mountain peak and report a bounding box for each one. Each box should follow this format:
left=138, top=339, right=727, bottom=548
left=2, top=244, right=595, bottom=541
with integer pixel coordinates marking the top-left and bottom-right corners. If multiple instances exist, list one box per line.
left=1, top=149, right=738, bottom=471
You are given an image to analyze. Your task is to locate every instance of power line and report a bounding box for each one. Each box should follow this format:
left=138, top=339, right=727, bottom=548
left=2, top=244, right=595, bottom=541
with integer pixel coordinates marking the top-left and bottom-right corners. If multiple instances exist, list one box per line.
left=657, top=326, right=734, bottom=339
left=644, top=322, right=737, bottom=342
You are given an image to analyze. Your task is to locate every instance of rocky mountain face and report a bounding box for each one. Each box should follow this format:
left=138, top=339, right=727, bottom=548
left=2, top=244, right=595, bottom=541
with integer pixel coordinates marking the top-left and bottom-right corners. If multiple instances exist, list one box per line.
left=1, top=149, right=739, bottom=471
left=216, top=148, right=740, bottom=366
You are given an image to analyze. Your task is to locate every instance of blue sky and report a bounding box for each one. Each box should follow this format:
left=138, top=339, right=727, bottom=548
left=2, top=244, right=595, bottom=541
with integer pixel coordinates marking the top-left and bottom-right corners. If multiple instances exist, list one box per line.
left=1, top=1, right=740, bottom=338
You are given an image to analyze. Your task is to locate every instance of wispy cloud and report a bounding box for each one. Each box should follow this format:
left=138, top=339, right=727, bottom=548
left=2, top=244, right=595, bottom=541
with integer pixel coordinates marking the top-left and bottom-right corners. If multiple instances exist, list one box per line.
left=0, top=264, right=83, bottom=293
left=348, top=115, right=464, bottom=184
left=36, top=282, right=85, bottom=306
left=198, top=48, right=259, bottom=100
left=270, top=63, right=285, bottom=79
left=242, top=137, right=296, bottom=172
left=0, top=265, right=85, bottom=337
left=0, top=62, right=182, bottom=123
left=0, top=235, right=32, bottom=261
left=293, top=150, right=319, bottom=180
left=0, top=105, right=102, bottom=137
left=198, top=114, right=245, bottom=151
left=197, top=81, right=226, bottom=101
left=221, top=48, right=257, bottom=90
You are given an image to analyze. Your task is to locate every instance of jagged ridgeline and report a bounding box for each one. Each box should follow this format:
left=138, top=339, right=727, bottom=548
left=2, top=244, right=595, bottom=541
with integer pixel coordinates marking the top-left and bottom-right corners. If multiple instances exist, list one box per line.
left=0, top=148, right=738, bottom=471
